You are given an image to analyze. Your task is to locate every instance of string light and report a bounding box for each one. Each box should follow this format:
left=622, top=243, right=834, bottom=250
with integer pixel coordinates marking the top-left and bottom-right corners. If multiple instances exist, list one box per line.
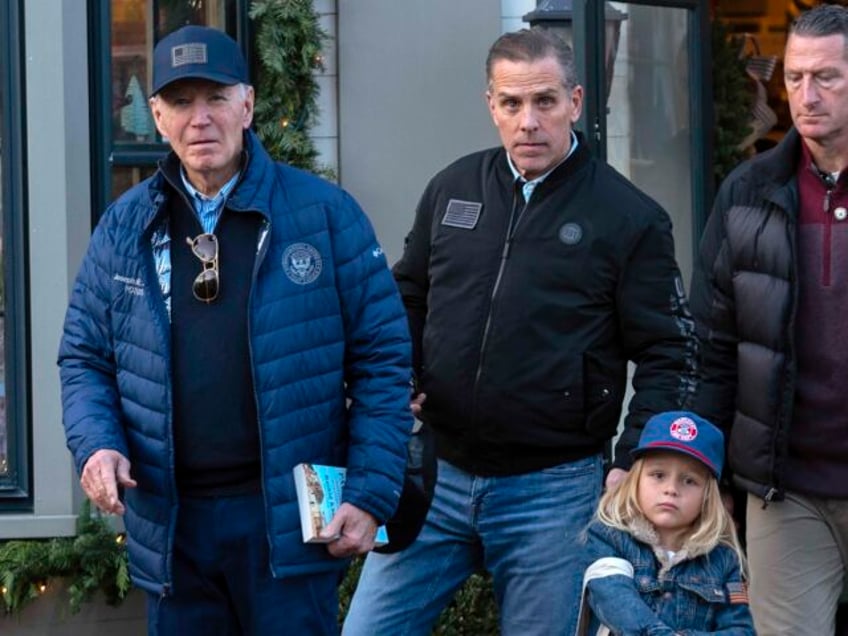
left=1, top=586, right=7, bottom=595
left=280, top=117, right=290, bottom=129
left=115, top=534, right=125, bottom=545
left=314, top=54, right=323, bottom=65
left=37, top=581, right=48, bottom=594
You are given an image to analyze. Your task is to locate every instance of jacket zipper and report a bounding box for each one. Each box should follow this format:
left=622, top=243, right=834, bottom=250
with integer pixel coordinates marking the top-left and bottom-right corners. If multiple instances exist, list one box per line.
left=247, top=217, right=273, bottom=562
left=822, top=176, right=835, bottom=287
left=770, top=208, right=798, bottom=505
left=761, top=487, right=777, bottom=509
left=141, top=191, right=180, bottom=594
left=472, top=183, right=529, bottom=395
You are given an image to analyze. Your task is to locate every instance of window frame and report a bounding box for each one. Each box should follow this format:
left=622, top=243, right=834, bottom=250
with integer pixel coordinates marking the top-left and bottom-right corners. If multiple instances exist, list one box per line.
left=0, top=0, right=32, bottom=509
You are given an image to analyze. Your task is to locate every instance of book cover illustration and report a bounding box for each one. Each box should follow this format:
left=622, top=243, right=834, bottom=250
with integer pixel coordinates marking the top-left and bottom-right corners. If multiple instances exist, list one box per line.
left=293, top=463, right=388, bottom=547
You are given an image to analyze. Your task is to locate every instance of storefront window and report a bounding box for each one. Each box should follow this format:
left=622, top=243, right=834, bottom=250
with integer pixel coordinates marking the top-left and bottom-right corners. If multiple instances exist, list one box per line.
left=0, top=77, right=6, bottom=479
left=0, top=0, right=26, bottom=498
left=111, top=165, right=158, bottom=202
left=112, top=0, right=157, bottom=145
left=0, top=8, right=11, bottom=479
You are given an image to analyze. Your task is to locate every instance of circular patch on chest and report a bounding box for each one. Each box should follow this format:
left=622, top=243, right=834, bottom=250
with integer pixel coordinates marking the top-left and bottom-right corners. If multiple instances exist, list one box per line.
left=558, top=222, right=583, bottom=245
left=282, top=242, right=323, bottom=285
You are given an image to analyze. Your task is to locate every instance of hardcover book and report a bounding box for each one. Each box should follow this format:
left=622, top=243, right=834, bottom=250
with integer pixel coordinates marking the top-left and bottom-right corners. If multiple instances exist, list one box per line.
left=293, top=463, right=388, bottom=546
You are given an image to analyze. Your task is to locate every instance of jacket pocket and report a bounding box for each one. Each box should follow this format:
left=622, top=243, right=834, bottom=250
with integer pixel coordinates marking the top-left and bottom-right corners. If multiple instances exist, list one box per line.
left=676, top=578, right=727, bottom=627
left=676, top=579, right=727, bottom=604
left=582, top=351, right=626, bottom=440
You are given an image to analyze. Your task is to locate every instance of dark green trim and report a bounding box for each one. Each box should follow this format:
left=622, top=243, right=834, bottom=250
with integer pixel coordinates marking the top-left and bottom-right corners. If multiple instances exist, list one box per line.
left=690, top=0, right=712, bottom=247
left=87, top=0, right=112, bottom=227
left=585, top=0, right=608, bottom=160
left=0, top=0, right=32, bottom=508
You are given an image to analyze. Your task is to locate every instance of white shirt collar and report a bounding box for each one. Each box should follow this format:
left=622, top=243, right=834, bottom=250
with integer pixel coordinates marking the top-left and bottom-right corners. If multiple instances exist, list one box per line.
left=506, top=131, right=579, bottom=202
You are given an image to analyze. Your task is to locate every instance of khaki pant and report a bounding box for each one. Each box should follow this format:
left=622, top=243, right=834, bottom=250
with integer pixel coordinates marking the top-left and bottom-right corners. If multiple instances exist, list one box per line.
left=747, top=492, right=848, bottom=635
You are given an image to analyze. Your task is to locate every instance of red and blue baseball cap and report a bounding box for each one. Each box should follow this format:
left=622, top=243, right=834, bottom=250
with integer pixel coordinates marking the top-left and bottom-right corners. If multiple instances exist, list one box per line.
left=630, top=411, right=724, bottom=478
left=152, top=25, right=249, bottom=95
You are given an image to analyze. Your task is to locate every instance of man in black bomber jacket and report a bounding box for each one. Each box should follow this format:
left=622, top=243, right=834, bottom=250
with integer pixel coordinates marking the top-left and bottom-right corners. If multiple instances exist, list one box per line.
left=344, top=28, right=697, bottom=636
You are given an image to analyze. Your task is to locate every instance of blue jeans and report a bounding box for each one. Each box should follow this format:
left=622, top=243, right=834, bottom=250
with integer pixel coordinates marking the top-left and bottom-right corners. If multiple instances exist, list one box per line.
left=343, top=455, right=603, bottom=636
left=147, top=492, right=339, bottom=636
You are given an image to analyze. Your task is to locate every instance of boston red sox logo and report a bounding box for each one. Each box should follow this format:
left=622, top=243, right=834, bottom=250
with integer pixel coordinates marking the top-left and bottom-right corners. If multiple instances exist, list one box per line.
left=669, top=416, right=698, bottom=442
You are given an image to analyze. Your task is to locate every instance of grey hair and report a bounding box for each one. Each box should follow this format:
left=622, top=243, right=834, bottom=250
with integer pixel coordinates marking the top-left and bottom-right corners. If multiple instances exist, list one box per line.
left=790, top=4, right=848, bottom=40
left=486, top=28, right=579, bottom=91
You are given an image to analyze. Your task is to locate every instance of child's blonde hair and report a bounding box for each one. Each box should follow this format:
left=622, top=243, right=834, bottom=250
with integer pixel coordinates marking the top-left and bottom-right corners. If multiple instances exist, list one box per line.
left=597, top=457, right=747, bottom=577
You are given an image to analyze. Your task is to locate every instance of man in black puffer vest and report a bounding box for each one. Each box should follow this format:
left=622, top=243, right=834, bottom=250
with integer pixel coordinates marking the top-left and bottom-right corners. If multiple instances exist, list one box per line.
left=691, top=6, right=848, bottom=634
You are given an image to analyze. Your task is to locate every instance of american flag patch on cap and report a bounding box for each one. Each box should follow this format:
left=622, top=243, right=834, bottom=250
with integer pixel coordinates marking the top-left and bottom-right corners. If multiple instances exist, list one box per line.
left=726, top=581, right=749, bottom=605
left=172, top=43, right=208, bottom=67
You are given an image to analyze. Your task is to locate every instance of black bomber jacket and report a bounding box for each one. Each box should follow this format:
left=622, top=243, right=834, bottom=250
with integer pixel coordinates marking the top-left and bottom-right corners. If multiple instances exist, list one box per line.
left=393, top=135, right=697, bottom=476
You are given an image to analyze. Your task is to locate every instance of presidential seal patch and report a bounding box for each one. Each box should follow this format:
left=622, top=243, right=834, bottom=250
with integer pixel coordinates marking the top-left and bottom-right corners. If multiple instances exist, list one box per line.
left=282, top=242, right=322, bottom=285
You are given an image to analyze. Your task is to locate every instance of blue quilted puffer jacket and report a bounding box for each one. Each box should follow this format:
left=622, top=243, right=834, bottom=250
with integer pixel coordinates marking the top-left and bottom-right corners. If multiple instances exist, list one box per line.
left=58, top=131, right=413, bottom=595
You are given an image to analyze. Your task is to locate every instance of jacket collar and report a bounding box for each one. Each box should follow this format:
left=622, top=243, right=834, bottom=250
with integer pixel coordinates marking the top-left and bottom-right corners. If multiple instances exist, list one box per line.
left=142, top=129, right=276, bottom=233
left=226, top=129, right=277, bottom=218
left=495, top=130, right=592, bottom=192
left=627, top=516, right=717, bottom=576
left=746, top=128, right=802, bottom=213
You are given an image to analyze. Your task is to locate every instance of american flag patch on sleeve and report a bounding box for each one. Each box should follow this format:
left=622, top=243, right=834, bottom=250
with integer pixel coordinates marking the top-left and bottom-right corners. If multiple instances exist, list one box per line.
left=726, top=581, right=749, bottom=604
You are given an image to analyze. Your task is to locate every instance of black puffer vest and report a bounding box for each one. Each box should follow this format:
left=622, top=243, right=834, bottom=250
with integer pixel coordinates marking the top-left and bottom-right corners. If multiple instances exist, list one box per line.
left=690, top=129, right=801, bottom=501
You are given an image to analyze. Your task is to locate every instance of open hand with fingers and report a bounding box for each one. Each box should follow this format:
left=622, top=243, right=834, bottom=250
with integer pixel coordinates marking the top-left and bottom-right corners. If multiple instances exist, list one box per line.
left=80, top=449, right=138, bottom=515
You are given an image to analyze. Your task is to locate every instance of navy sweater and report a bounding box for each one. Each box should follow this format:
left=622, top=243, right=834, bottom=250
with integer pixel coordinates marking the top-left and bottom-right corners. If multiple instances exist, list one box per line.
left=167, top=170, right=263, bottom=497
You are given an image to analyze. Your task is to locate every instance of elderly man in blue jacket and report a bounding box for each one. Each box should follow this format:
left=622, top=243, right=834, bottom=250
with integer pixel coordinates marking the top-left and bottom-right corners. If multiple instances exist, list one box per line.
left=58, top=25, right=412, bottom=635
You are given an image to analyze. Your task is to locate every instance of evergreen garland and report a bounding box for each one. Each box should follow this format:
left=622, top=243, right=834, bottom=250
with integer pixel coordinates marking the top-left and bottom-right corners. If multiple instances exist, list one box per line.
left=0, top=500, right=130, bottom=615
left=249, top=0, right=329, bottom=174
left=712, top=18, right=754, bottom=186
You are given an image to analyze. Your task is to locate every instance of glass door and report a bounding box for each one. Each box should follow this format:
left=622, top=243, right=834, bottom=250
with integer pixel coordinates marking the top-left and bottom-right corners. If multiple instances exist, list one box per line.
left=592, top=0, right=709, bottom=290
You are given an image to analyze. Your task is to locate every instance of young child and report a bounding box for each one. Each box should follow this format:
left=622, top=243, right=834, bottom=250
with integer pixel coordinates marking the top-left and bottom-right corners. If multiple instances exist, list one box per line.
left=577, top=411, right=755, bottom=635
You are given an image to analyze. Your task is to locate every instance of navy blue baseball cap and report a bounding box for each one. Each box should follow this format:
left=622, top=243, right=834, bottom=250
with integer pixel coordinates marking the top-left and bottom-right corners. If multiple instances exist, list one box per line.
left=631, top=411, right=724, bottom=478
left=152, top=25, right=249, bottom=95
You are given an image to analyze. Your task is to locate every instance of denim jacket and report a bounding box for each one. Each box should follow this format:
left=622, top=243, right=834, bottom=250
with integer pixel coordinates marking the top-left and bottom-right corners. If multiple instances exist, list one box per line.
left=581, top=519, right=755, bottom=635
